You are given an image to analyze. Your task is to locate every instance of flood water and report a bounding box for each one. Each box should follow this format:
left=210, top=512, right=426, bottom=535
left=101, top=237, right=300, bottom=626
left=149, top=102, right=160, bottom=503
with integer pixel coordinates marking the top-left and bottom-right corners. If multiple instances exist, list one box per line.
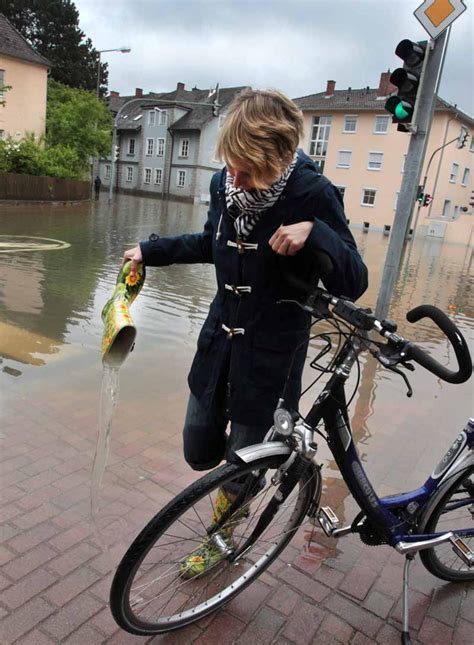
left=0, top=195, right=473, bottom=527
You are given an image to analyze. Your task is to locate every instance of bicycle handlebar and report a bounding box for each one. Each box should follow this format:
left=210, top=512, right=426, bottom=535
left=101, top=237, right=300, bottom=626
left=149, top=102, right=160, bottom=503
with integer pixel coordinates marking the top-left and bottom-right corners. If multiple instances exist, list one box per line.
left=277, top=253, right=472, bottom=384
left=405, top=305, right=473, bottom=384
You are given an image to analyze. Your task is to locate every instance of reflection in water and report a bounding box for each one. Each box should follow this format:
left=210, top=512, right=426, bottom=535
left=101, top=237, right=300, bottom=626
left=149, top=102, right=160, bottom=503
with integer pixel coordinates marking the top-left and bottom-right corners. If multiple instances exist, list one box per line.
left=0, top=320, right=59, bottom=365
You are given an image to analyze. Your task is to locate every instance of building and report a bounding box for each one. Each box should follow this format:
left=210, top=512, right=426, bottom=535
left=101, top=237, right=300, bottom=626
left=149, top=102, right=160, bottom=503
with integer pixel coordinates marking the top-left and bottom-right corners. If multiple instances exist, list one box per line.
left=293, top=74, right=473, bottom=244
left=100, top=83, right=246, bottom=203
left=0, top=14, right=50, bottom=141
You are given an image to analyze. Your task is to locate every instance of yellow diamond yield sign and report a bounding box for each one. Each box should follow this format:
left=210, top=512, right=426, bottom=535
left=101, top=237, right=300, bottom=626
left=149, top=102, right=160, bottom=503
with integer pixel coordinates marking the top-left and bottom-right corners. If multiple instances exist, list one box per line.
left=414, top=0, right=467, bottom=39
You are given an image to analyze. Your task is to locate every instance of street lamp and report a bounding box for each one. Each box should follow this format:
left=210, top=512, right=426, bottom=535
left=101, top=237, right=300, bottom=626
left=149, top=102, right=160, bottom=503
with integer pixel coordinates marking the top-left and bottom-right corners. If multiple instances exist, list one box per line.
left=93, top=47, right=131, bottom=195
left=96, top=47, right=131, bottom=98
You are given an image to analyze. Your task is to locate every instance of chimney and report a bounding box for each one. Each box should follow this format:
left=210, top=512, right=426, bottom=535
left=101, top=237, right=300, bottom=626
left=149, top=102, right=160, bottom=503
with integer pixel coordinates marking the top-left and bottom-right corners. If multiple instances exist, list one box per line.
left=135, top=88, right=143, bottom=97
left=177, top=82, right=185, bottom=91
left=378, top=71, right=396, bottom=97
left=325, top=80, right=336, bottom=96
left=109, top=90, right=119, bottom=98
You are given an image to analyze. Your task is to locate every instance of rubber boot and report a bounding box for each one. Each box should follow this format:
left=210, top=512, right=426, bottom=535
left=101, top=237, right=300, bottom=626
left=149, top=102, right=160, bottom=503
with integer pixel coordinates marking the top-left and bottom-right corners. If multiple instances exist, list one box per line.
left=101, top=261, right=145, bottom=367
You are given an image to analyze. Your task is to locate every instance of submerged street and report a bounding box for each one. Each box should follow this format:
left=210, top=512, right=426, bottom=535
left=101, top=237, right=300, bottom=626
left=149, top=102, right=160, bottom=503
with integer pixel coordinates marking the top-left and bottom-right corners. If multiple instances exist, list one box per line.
left=0, top=195, right=472, bottom=643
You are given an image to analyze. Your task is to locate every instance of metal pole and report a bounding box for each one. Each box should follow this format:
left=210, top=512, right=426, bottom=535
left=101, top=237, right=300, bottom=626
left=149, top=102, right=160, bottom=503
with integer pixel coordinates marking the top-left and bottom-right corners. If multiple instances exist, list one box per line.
left=375, top=29, right=448, bottom=320
left=411, top=131, right=460, bottom=235
left=108, top=123, right=117, bottom=204
left=96, top=53, right=101, bottom=98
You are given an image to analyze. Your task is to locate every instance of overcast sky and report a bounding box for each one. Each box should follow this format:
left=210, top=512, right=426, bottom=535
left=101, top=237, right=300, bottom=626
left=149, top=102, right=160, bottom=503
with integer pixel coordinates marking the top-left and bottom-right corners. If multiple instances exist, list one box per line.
left=74, top=0, right=473, bottom=115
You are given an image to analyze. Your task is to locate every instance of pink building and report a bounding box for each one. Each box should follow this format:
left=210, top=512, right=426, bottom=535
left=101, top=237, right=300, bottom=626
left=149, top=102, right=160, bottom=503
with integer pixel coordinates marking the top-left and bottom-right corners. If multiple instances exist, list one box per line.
left=294, top=75, right=473, bottom=245
left=0, top=14, right=50, bottom=141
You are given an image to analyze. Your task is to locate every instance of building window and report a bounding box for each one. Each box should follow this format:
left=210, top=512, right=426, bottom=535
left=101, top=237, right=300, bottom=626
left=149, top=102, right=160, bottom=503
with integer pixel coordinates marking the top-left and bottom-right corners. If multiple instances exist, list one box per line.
left=126, top=166, right=133, bottom=182
left=337, top=150, right=352, bottom=168
left=461, top=167, right=470, bottom=186
left=128, top=139, right=135, bottom=155
left=368, top=152, right=384, bottom=170
left=154, top=168, right=162, bottom=185
left=343, top=115, right=357, bottom=133
left=0, top=69, right=5, bottom=98
left=335, top=186, right=346, bottom=199
left=362, top=189, right=376, bottom=206
left=144, top=168, right=152, bottom=184
left=146, top=138, right=154, bottom=156
left=394, top=191, right=399, bottom=210
left=374, top=116, right=390, bottom=134
left=157, top=138, right=165, bottom=156
left=160, top=110, right=168, bottom=125
left=310, top=116, right=332, bottom=157
left=442, top=200, right=451, bottom=218
left=179, top=139, right=189, bottom=158
left=401, top=154, right=407, bottom=173
left=105, top=164, right=111, bottom=180
left=470, top=136, right=474, bottom=152
left=449, top=162, right=459, bottom=183
left=148, top=110, right=156, bottom=126
left=177, top=170, right=186, bottom=187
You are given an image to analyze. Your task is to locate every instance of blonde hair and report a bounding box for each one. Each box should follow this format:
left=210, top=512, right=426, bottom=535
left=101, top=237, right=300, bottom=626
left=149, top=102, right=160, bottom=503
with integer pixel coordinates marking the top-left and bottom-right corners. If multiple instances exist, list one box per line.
left=216, top=88, right=303, bottom=189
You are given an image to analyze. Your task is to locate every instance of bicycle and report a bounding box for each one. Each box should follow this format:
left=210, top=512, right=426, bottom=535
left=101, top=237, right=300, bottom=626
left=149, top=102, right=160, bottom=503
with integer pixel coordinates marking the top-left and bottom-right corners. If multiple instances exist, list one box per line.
left=109, top=283, right=473, bottom=645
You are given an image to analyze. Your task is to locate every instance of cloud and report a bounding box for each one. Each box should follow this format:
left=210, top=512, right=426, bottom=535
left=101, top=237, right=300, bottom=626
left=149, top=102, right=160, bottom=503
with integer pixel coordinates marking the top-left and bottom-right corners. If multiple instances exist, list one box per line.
left=75, top=0, right=473, bottom=114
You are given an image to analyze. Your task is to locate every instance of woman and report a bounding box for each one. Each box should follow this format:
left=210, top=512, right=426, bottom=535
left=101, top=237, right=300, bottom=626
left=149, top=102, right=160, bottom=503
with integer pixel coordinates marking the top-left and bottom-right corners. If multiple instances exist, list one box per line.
left=123, top=88, right=368, bottom=576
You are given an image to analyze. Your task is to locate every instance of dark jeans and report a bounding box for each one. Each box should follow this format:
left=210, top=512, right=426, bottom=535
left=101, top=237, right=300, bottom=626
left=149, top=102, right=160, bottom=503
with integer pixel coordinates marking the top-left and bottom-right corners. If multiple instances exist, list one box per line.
left=183, top=392, right=268, bottom=496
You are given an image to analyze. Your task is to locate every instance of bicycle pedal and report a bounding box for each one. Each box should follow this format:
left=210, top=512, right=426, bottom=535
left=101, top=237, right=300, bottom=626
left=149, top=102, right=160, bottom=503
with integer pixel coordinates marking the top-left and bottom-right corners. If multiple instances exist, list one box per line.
left=317, top=506, right=340, bottom=537
left=450, top=535, right=474, bottom=567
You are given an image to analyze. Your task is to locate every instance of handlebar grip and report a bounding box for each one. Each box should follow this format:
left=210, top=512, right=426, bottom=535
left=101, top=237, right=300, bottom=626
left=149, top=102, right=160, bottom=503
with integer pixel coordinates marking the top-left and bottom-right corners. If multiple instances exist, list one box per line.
left=406, top=305, right=472, bottom=384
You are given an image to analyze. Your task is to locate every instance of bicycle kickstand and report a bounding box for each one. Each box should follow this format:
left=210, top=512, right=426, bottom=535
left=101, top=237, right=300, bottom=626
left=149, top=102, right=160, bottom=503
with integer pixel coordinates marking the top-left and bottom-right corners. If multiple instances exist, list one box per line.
left=401, top=554, right=415, bottom=645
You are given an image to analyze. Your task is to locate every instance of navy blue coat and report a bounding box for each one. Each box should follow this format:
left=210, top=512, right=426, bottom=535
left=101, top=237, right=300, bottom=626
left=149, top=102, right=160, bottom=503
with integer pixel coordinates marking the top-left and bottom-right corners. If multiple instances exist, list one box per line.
left=140, top=150, right=368, bottom=425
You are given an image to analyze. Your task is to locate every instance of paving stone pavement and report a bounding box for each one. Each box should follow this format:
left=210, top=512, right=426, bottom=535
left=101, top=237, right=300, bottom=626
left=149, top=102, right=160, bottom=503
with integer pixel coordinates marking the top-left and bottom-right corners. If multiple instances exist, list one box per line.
left=0, top=378, right=472, bottom=645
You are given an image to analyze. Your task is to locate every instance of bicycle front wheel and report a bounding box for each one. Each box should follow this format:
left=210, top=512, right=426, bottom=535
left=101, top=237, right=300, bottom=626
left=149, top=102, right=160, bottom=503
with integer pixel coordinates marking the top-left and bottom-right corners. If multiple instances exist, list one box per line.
left=420, top=466, right=474, bottom=582
left=110, top=454, right=319, bottom=635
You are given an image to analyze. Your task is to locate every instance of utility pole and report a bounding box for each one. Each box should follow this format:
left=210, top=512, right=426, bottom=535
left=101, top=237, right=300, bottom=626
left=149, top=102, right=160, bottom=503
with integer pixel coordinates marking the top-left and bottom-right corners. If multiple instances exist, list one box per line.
left=375, top=29, right=448, bottom=320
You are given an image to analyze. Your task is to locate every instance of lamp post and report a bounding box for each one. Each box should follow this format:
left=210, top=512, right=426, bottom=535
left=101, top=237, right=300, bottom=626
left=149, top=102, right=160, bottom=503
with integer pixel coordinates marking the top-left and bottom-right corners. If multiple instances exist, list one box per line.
left=96, top=47, right=131, bottom=98
left=94, top=47, right=130, bottom=195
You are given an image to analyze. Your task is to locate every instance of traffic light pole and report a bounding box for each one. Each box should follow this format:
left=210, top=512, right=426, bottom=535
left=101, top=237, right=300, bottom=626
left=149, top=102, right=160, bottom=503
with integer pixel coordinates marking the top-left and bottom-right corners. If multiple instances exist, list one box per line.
left=375, top=29, right=448, bottom=320
left=411, top=130, right=461, bottom=236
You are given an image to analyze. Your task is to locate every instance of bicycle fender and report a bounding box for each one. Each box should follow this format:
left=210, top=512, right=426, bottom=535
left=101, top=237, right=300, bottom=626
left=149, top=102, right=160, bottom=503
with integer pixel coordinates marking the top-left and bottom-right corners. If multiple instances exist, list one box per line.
left=235, top=441, right=292, bottom=463
left=418, top=450, right=474, bottom=532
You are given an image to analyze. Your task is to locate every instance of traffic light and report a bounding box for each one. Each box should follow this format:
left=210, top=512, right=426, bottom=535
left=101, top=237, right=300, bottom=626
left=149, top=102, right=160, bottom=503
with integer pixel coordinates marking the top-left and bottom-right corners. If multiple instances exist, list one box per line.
left=423, top=194, right=432, bottom=207
left=416, top=185, right=424, bottom=204
left=456, top=126, right=468, bottom=149
left=385, top=39, right=427, bottom=130
left=114, top=145, right=120, bottom=161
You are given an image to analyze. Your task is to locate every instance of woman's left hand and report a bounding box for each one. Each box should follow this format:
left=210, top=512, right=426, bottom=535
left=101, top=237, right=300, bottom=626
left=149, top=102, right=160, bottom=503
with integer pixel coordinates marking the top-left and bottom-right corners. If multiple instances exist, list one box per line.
left=269, top=221, right=314, bottom=256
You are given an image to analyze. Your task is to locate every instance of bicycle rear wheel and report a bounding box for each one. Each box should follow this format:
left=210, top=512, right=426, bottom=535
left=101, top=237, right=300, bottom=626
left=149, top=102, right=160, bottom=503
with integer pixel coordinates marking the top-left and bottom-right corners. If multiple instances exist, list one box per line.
left=110, top=454, right=319, bottom=635
left=420, top=466, right=474, bottom=582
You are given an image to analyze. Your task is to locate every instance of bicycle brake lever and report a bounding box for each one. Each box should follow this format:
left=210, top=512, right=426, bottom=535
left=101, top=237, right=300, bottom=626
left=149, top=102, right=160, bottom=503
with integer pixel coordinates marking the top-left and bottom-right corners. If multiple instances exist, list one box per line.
left=387, top=365, right=413, bottom=398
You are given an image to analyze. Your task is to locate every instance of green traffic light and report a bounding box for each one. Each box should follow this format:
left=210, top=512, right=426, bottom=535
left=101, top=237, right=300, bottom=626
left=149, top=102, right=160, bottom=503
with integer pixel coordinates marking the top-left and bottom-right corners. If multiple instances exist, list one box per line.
left=394, top=103, right=410, bottom=120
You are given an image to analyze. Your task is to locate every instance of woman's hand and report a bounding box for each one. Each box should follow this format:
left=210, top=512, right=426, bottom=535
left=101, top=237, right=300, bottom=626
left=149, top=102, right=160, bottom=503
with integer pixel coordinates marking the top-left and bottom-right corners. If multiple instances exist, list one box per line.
left=269, top=221, right=314, bottom=256
left=122, top=245, right=143, bottom=275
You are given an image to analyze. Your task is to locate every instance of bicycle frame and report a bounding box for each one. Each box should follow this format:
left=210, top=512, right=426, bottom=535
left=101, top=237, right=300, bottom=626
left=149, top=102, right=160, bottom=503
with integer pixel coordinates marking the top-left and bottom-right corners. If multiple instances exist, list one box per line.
left=303, top=335, right=474, bottom=548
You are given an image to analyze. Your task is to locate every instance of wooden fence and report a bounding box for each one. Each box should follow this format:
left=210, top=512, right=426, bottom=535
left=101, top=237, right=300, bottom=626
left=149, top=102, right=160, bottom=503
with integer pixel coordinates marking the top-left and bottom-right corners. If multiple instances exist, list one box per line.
left=0, top=173, right=90, bottom=201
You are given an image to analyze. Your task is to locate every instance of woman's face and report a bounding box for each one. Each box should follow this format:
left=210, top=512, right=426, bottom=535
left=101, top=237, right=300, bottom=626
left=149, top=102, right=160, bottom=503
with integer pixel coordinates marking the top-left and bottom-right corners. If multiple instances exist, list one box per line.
left=226, top=158, right=278, bottom=191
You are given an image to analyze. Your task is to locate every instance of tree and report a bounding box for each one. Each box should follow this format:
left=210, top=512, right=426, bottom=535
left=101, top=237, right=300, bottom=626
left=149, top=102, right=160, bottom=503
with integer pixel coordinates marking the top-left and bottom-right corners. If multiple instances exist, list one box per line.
left=0, top=0, right=109, bottom=95
left=46, top=79, right=113, bottom=168
left=0, top=81, right=113, bottom=179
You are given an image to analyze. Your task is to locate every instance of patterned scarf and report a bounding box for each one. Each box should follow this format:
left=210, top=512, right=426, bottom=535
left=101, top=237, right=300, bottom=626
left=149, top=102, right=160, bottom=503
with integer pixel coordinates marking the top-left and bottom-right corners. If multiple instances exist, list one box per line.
left=225, top=152, right=298, bottom=239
